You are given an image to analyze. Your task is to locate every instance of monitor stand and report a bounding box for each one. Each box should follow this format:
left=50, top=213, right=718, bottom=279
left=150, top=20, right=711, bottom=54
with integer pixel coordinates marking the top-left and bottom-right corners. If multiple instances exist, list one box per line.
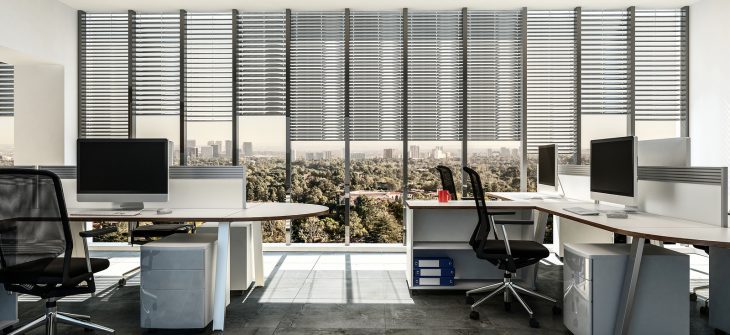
left=112, top=202, right=145, bottom=211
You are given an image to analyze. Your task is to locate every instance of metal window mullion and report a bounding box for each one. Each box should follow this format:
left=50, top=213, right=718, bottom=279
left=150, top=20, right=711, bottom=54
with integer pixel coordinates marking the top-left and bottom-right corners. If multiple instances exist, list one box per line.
left=284, top=9, right=292, bottom=245
left=627, top=6, right=636, bottom=136
left=575, top=7, right=582, bottom=164
left=78, top=10, right=85, bottom=139
left=344, top=8, right=351, bottom=246
left=520, top=7, right=528, bottom=191
left=461, top=7, right=468, bottom=197
left=232, top=9, right=240, bottom=166
left=128, top=10, right=136, bottom=139
left=401, top=7, right=409, bottom=246
left=680, top=6, right=689, bottom=138
left=179, top=9, right=187, bottom=165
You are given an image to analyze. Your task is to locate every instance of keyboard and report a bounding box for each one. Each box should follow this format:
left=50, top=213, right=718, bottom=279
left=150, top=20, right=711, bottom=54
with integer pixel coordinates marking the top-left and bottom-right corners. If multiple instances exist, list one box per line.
left=70, top=210, right=142, bottom=217
left=563, top=207, right=600, bottom=216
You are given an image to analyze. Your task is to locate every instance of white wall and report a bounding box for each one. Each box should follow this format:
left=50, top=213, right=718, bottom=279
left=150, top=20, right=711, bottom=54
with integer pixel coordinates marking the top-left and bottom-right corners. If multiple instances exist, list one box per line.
left=13, top=64, right=66, bottom=165
left=690, top=0, right=730, bottom=168
left=0, top=0, right=77, bottom=165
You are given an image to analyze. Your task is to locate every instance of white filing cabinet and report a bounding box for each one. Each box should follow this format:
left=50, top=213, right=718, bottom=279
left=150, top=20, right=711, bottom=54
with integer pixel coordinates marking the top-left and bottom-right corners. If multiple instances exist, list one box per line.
left=140, top=233, right=218, bottom=330
left=563, top=243, right=688, bottom=335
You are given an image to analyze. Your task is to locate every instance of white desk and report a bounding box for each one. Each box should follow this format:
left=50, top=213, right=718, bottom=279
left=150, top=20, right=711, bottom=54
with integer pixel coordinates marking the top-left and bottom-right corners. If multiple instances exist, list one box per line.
left=67, top=202, right=328, bottom=333
left=406, top=198, right=730, bottom=335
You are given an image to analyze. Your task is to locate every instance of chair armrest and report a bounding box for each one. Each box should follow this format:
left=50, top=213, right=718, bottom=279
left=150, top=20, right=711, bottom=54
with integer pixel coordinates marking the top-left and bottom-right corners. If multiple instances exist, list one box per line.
left=79, top=226, right=118, bottom=238
left=493, top=219, right=534, bottom=225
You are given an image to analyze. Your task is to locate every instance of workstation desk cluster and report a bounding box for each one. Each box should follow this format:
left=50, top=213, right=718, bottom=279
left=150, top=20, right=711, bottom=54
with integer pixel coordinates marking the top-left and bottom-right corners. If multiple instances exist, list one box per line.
left=405, top=196, right=730, bottom=335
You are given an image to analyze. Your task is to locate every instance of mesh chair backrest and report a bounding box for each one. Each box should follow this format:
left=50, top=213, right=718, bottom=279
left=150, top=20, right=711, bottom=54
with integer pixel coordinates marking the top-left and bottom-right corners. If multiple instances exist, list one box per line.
left=0, top=169, right=71, bottom=271
left=435, top=165, right=458, bottom=200
left=463, top=167, right=494, bottom=249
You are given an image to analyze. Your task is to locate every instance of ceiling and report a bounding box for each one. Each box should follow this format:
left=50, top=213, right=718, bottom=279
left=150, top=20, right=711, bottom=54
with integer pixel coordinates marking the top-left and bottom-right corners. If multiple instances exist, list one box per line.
left=59, top=0, right=699, bottom=11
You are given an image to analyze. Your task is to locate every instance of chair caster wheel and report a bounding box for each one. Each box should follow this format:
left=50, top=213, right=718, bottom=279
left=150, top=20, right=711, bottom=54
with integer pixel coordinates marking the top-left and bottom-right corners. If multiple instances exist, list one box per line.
left=529, top=318, right=540, bottom=328
left=469, top=311, right=480, bottom=320
left=504, top=302, right=511, bottom=312
left=700, top=306, right=710, bottom=315
left=690, top=292, right=698, bottom=301
left=118, top=278, right=126, bottom=288
left=552, top=305, right=562, bottom=315
left=465, top=296, right=475, bottom=305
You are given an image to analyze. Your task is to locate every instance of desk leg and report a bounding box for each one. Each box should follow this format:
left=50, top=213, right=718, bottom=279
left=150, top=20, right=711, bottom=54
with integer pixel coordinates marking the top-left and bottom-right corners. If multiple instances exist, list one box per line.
left=213, top=222, right=231, bottom=332
left=251, top=221, right=264, bottom=287
left=522, top=210, right=549, bottom=290
left=614, top=237, right=645, bottom=335
left=69, top=221, right=86, bottom=258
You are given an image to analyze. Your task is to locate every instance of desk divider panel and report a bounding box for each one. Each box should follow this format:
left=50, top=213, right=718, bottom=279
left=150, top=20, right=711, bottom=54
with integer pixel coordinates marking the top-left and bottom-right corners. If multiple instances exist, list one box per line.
left=39, top=166, right=246, bottom=209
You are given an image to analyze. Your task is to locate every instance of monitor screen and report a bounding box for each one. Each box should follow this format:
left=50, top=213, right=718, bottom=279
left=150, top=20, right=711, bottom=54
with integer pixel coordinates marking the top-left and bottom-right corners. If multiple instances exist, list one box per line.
left=538, top=145, right=556, bottom=187
left=590, top=136, right=636, bottom=197
left=77, top=139, right=169, bottom=195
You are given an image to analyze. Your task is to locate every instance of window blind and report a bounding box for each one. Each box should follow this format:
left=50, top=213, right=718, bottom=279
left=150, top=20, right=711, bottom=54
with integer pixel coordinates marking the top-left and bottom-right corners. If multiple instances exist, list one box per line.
left=79, top=12, right=129, bottom=138
left=466, top=10, right=523, bottom=141
left=349, top=11, right=403, bottom=141
left=634, top=9, right=687, bottom=122
left=133, top=13, right=181, bottom=116
left=0, top=63, right=13, bottom=117
left=185, top=12, right=233, bottom=122
left=236, top=12, right=287, bottom=116
left=526, top=10, right=578, bottom=155
left=290, top=11, right=345, bottom=141
left=580, top=10, right=629, bottom=115
left=406, top=11, right=463, bottom=141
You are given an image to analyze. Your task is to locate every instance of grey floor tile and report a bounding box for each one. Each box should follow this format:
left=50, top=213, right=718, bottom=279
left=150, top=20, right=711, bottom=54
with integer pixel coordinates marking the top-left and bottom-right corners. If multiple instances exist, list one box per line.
left=285, top=304, right=386, bottom=329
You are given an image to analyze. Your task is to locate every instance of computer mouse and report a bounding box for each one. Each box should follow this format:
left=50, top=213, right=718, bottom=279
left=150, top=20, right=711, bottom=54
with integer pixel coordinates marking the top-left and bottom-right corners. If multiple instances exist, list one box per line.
left=157, top=208, right=173, bottom=215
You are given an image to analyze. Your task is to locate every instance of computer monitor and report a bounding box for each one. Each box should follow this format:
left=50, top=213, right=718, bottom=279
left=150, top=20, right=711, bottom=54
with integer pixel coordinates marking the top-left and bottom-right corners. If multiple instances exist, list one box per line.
left=77, top=139, right=169, bottom=209
left=590, top=136, right=638, bottom=206
left=537, top=144, right=558, bottom=192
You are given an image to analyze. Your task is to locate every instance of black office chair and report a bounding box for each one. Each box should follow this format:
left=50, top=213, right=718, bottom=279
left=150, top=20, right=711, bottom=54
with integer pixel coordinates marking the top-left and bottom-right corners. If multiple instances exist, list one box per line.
left=117, top=221, right=194, bottom=287
left=435, top=165, right=459, bottom=200
left=0, top=169, right=117, bottom=335
left=462, top=167, right=559, bottom=328
left=690, top=245, right=710, bottom=315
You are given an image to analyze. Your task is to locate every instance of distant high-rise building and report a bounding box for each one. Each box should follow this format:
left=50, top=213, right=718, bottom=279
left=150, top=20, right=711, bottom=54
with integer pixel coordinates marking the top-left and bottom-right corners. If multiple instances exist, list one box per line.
left=431, top=147, right=446, bottom=159
left=200, top=146, right=214, bottom=158
left=186, top=140, right=196, bottom=150
left=487, top=148, right=494, bottom=157
left=225, top=140, right=233, bottom=155
left=500, top=147, right=510, bottom=158
left=186, top=147, right=198, bottom=158
left=211, top=144, right=220, bottom=158
left=409, top=145, right=420, bottom=159
left=323, top=151, right=333, bottom=160
left=383, top=148, right=395, bottom=159
left=243, top=142, right=253, bottom=156
left=290, top=149, right=297, bottom=161
left=511, top=148, right=519, bottom=159
left=305, top=152, right=315, bottom=161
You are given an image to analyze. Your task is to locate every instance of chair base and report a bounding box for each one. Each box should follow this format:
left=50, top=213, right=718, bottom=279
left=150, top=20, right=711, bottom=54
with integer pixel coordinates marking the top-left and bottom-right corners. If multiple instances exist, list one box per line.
left=7, top=300, right=114, bottom=335
left=466, top=273, right=559, bottom=328
left=118, top=266, right=141, bottom=288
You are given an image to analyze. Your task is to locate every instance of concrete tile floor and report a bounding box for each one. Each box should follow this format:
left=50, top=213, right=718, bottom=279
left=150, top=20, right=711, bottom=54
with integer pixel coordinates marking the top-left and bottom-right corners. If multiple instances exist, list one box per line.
left=13, top=250, right=717, bottom=334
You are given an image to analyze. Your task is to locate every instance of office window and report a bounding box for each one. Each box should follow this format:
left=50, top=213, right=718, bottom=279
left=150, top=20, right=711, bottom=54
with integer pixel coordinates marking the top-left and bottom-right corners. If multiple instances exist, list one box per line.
left=526, top=10, right=578, bottom=160
left=289, top=12, right=345, bottom=141
left=136, top=115, right=180, bottom=164
left=133, top=13, right=181, bottom=128
left=634, top=9, right=688, bottom=140
left=466, top=10, right=523, bottom=142
left=580, top=10, right=629, bottom=116
left=467, top=141, right=522, bottom=194
left=408, top=141, right=461, bottom=200
left=79, top=12, right=130, bottom=138
left=350, top=141, right=403, bottom=243
left=236, top=11, right=286, bottom=116
left=291, top=141, right=345, bottom=243
left=407, top=11, right=463, bottom=142
left=0, top=63, right=13, bottom=166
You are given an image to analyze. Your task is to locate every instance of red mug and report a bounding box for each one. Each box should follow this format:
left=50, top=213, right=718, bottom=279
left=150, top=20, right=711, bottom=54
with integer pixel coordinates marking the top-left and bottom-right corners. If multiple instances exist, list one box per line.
left=438, top=190, right=451, bottom=203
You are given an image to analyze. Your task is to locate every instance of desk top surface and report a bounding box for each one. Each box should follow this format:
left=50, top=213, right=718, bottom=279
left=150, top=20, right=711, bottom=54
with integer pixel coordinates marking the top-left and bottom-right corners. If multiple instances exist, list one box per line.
left=68, top=202, right=328, bottom=222
left=406, top=197, right=730, bottom=248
